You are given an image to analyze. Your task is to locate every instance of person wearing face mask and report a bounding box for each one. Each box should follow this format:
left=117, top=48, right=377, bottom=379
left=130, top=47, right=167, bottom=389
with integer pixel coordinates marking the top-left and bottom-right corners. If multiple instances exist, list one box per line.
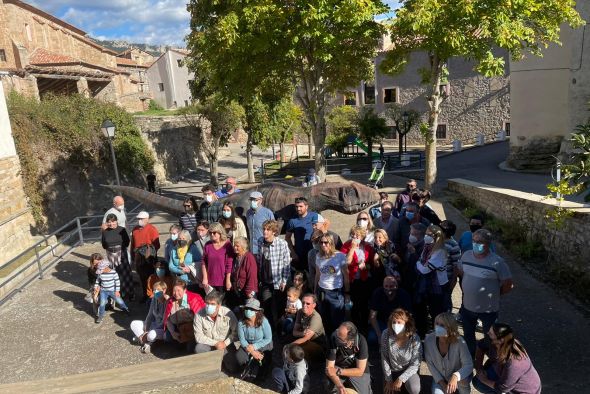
left=236, top=298, right=274, bottom=379
left=245, top=191, right=275, bottom=258
left=146, top=261, right=174, bottom=298
left=396, top=202, right=430, bottom=260
left=179, top=197, right=199, bottom=237
left=164, top=224, right=182, bottom=263
left=414, top=225, right=449, bottom=339
left=130, top=281, right=170, bottom=354
left=163, top=280, right=206, bottom=350
left=369, top=192, right=389, bottom=220
left=325, top=321, right=371, bottom=394
left=458, top=214, right=496, bottom=253
left=400, top=223, right=427, bottom=293
left=424, top=312, right=473, bottom=394
left=368, top=276, right=412, bottom=346
left=194, top=291, right=239, bottom=372
left=394, top=179, right=418, bottom=217
left=102, top=195, right=127, bottom=231
left=131, top=211, right=160, bottom=302
left=374, top=201, right=399, bottom=243
left=168, top=229, right=198, bottom=284
left=380, top=308, right=421, bottom=394
left=457, top=229, right=513, bottom=358
left=218, top=202, right=247, bottom=245
left=355, top=212, right=376, bottom=243
left=198, top=184, right=223, bottom=223
left=215, top=177, right=241, bottom=198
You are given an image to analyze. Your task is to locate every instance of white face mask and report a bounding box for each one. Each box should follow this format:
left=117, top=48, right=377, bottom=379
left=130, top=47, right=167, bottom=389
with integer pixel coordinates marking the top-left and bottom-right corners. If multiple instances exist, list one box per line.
left=357, top=219, right=368, bottom=228
left=424, top=235, right=434, bottom=245
left=205, top=195, right=213, bottom=203
left=393, top=323, right=405, bottom=335
left=408, top=235, right=418, bottom=244
left=117, top=205, right=124, bottom=211
left=138, top=219, right=146, bottom=227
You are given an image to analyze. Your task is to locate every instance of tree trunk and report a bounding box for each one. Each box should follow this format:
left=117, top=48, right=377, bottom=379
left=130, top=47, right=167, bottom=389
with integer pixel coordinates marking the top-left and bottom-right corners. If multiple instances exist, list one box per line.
left=246, top=130, right=255, bottom=183
left=398, top=131, right=404, bottom=155
left=279, top=142, right=286, bottom=164
left=209, top=143, right=220, bottom=186
left=367, top=137, right=373, bottom=167
left=425, top=54, right=444, bottom=190
left=307, top=134, right=312, bottom=159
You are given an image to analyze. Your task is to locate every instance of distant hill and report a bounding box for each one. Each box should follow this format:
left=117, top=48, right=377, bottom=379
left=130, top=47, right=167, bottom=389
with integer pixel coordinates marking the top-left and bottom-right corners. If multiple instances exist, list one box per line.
left=89, top=38, right=169, bottom=57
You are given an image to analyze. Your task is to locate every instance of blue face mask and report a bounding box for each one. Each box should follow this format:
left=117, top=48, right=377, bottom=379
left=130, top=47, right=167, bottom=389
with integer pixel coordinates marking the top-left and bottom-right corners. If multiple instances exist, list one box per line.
left=250, top=200, right=258, bottom=210
left=171, top=233, right=178, bottom=241
left=206, top=304, right=217, bottom=316
left=156, top=268, right=165, bottom=277
left=434, top=325, right=448, bottom=337
left=473, top=242, right=485, bottom=255
left=222, top=211, right=232, bottom=219
left=154, top=290, right=163, bottom=299
left=405, top=211, right=415, bottom=220
left=244, top=309, right=256, bottom=319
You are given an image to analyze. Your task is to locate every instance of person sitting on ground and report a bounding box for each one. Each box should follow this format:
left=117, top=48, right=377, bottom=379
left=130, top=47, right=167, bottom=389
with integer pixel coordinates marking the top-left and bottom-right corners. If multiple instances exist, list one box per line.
left=219, top=202, right=248, bottom=245
left=473, top=323, right=541, bottom=394
left=412, top=189, right=441, bottom=226
left=236, top=298, right=274, bottom=379
left=131, top=211, right=160, bottom=302
left=368, top=276, right=412, bottom=346
left=302, top=168, right=321, bottom=187
left=370, top=192, right=389, bottom=220
left=374, top=201, right=399, bottom=243
left=146, top=260, right=174, bottom=298
left=216, top=177, right=241, bottom=198
left=312, top=214, right=343, bottom=250
left=199, top=184, right=224, bottom=223
left=356, top=211, right=376, bottom=243
left=102, top=213, right=133, bottom=300
left=325, top=321, right=371, bottom=394
left=194, top=290, right=239, bottom=372
left=291, top=293, right=327, bottom=363
left=94, top=259, right=130, bottom=324
left=394, top=179, right=418, bottom=217
left=130, top=281, right=170, bottom=353
left=424, top=312, right=473, bottom=394
left=458, top=214, right=496, bottom=253
left=380, top=308, right=422, bottom=394
left=163, top=280, right=205, bottom=349
left=179, top=197, right=199, bottom=236
left=272, top=343, right=310, bottom=394
left=87, top=253, right=102, bottom=316
left=226, top=236, right=258, bottom=310
left=168, top=229, right=198, bottom=284
left=281, top=287, right=303, bottom=335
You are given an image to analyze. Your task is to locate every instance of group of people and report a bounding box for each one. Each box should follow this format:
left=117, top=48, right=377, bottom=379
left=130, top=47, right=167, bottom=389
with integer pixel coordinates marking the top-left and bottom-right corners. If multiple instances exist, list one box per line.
left=86, top=176, right=541, bottom=394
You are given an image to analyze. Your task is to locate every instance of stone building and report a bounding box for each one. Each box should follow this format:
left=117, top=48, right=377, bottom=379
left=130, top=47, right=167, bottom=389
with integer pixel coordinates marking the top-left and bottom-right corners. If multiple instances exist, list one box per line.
left=336, top=38, right=510, bottom=148
left=146, top=49, right=194, bottom=109
left=506, top=2, right=590, bottom=170
left=0, top=0, right=146, bottom=112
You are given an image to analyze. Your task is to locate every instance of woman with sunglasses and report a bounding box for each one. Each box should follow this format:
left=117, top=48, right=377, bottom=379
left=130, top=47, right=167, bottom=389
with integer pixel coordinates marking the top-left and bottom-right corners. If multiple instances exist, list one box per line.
left=179, top=197, right=199, bottom=235
left=201, top=223, right=235, bottom=294
left=314, top=235, right=350, bottom=335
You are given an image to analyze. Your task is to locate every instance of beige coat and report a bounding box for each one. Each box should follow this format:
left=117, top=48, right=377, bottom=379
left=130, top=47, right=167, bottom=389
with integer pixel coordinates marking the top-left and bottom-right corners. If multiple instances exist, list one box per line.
left=193, top=305, right=237, bottom=347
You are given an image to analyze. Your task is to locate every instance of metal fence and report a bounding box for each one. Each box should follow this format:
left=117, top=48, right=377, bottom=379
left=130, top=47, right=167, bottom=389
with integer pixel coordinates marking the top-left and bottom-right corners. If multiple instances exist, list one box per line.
left=325, top=151, right=424, bottom=175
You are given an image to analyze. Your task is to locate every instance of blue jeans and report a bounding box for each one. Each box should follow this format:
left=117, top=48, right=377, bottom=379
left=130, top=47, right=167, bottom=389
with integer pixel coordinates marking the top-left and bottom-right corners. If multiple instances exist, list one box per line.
left=460, top=306, right=498, bottom=358
left=282, top=316, right=295, bottom=334
left=98, top=290, right=128, bottom=318
left=317, top=287, right=344, bottom=334
left=472, top=366, right=499, bottom=394
left=432, top=379, right=471, bottom=394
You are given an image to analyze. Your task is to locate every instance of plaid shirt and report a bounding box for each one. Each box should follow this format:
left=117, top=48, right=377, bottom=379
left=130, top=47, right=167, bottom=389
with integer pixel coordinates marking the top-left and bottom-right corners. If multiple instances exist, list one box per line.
left=198, top=201, right=223, bottom=223
left=257, top=236, right=290, bottom=289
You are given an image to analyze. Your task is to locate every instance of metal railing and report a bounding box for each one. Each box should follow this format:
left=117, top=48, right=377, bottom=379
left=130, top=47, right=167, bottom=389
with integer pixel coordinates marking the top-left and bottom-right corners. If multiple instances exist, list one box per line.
left=325, top=151, right=424, bottom=175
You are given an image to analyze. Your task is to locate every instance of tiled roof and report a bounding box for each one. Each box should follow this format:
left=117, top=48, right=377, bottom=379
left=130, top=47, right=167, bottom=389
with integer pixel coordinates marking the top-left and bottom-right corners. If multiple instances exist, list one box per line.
left=29, top=48, right=77, bottom=65
left=116, top=58, right=148, bottom=68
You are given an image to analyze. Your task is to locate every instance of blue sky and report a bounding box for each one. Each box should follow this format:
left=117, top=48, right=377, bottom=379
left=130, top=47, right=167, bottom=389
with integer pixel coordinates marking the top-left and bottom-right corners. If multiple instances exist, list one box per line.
left=29, top=1, right=400, bottom=46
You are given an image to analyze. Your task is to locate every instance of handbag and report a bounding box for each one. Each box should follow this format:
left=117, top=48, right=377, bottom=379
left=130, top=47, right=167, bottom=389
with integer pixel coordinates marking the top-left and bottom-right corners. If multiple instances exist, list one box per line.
left=240, top=357, right=261, bottom=382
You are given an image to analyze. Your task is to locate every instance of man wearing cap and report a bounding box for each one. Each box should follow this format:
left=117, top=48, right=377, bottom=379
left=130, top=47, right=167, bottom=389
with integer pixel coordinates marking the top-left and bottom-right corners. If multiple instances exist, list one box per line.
left=131, top=211, right=160, bottom=302
left=312, top=214, right=343, bottom=250
left=286, top=197, right=318, bottom=271
left=303, top=168, right=321, bottom=187
left=102, top=196, right=127, bottom=231
left=198, top=184, right=223, bottom=223
left=215, top=177, right=241, bottom=198
left=246, top=191, right=275, bottom=257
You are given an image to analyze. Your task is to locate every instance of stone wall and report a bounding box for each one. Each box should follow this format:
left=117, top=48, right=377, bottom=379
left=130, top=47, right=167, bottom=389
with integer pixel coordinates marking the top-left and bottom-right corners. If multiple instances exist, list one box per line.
left=448, top=178, right=590, bottom=267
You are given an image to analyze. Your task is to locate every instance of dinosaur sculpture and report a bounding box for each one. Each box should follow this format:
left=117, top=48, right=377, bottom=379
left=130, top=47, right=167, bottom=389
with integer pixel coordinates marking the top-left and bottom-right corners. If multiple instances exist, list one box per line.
left=104, top=182, right=380, bottom=220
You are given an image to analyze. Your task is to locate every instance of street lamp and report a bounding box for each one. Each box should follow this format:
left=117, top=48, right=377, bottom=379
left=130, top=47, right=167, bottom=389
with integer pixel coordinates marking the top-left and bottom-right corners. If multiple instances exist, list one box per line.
left=101, top=119, right=121, bottom=186
left=402, top=111, right=409, bottom=153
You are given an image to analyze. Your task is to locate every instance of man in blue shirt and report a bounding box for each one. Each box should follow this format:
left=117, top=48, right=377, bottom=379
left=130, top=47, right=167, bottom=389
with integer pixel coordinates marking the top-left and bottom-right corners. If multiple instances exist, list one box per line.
left=286, top=197, right=318, bottom=272
left=215, top=177, right=241, bottom=198
left=246, top=191, right=274, bottom=257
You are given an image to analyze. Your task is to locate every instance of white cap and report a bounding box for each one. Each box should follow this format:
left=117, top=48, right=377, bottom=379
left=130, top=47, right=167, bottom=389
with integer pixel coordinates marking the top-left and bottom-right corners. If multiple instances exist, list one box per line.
left=136, top=211, right=149, bottom=219
left=312, top=214, right=326, bottom=224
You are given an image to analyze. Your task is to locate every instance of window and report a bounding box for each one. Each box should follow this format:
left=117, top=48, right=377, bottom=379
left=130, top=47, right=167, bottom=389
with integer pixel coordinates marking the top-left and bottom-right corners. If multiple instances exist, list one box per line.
left=436, top=124, right=447, bottom=139
left=387, top=126, right=397, bottom=139
left=158, top=83, right=164, bottom=91
left=383, top=87, right=398, bottom=104
left=0, top=49, right=6, bottom=62
left=25, top=24, right=32, bottom=41
left=504, top=122, right=511, bottom=136
left=343, top=91, right=357, bottom=106
left=364, top=83, right=375, bottom=105
left=177, top=59, right=183, bottom=67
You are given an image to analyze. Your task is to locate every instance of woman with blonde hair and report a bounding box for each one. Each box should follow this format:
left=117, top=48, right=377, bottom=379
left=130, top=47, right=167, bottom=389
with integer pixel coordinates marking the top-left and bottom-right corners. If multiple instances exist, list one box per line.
left=168, top=229, right=198, bottom=284
left=201, top=222, right=234, bottom=294
left=372, top=228, right=400, bottom=281
left=356, top=211, right=376, bottom=243
left=415, top=224, right=449, bottom=338
left=424, top=312, right=472, bottom=394
left=314, top=234, right=350, bottom=334
left=380, top=308, right=421, bottom=394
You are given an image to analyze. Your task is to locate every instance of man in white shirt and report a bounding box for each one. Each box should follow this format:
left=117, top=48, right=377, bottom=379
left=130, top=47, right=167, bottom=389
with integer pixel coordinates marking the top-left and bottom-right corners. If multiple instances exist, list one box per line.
left=102, top=196, right=127, bottom=230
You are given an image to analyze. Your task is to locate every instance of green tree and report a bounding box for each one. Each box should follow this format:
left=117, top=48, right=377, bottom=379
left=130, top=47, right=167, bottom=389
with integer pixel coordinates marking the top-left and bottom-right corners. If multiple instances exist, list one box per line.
left=382, top=0, right=584, bottom=189
left=244, top=98, right=272, bottom=182
left=186, top=0, right=387, bottom=179
left=268, top=98, right=305, bottom=164
left=356, top=107, right=389, bottom=164
left=327, top=106, right=359, bottom=157
left=563, top=122, right=590, bottom=201
left=383, top=104, right=420, bottom=155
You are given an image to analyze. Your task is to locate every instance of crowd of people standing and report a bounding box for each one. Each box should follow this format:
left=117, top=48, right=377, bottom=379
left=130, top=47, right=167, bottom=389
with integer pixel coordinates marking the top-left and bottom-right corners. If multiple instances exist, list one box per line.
left=87, top=177, right=541, bottom=394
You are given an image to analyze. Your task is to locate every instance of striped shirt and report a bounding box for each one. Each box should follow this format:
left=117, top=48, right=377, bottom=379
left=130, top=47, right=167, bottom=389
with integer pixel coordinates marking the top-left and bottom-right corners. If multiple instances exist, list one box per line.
left=94, top=270, right=121, bottom=292
left=179, top=213, right=198, bottom=233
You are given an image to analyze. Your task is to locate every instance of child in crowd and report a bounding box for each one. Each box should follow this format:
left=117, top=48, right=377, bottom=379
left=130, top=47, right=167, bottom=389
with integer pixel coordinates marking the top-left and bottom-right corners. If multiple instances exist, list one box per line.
left=272, top=343, right=310, bottom=394
left=86, top=253, right=102, bottom=316
left=130, top=281, right=169, bottom=353
left=146, top=260, right=174, bottom=298
left=282, top=287, right=302, bottom=335
left=94, top=259, right=130, bottom=324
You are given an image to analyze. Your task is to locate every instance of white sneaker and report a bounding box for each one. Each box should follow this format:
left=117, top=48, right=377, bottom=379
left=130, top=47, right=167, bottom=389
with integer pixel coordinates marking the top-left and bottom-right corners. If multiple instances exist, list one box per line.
left=140, top=344, right=151, bottom=354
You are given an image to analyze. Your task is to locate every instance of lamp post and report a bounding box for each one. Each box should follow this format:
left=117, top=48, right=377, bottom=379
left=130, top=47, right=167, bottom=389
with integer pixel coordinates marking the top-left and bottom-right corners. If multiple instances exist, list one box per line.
left=101, top=119, right=120, bottom=186
left=402, top=111, right=409, bottom=153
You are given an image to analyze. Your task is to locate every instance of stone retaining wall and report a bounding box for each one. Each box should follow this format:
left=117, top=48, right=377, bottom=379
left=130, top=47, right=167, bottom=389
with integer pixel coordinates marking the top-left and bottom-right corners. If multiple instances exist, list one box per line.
left=448, top=178, right=590, bottom=267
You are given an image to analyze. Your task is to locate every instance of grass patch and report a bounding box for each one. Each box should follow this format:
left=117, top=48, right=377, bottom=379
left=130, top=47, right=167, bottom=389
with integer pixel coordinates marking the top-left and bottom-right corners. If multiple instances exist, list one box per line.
left=0, top=245, right=45, bottom=279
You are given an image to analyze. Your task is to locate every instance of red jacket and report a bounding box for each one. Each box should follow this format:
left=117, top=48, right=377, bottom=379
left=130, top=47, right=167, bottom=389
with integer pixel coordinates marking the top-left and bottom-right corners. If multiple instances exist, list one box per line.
left=131, top=223, right=160, bottom=251
left=341, top=240, right=375, bottom=282
left=163, top=291, right=205, bottom=330
left=233, top=252, right=258, bottom=296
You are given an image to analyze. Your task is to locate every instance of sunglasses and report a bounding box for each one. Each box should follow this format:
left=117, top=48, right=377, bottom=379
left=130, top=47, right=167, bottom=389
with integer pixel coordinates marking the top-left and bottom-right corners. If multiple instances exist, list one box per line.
left=209, top=231, right=219, bottom=235
left=320, top=241, right=330, bottom=245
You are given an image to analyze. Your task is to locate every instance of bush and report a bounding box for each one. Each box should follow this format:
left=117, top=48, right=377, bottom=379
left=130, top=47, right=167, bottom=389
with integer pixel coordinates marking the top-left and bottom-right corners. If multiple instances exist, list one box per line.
left=7, top=92, right=155, bottom=227
left=148, top=99, right=164, bottom=111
